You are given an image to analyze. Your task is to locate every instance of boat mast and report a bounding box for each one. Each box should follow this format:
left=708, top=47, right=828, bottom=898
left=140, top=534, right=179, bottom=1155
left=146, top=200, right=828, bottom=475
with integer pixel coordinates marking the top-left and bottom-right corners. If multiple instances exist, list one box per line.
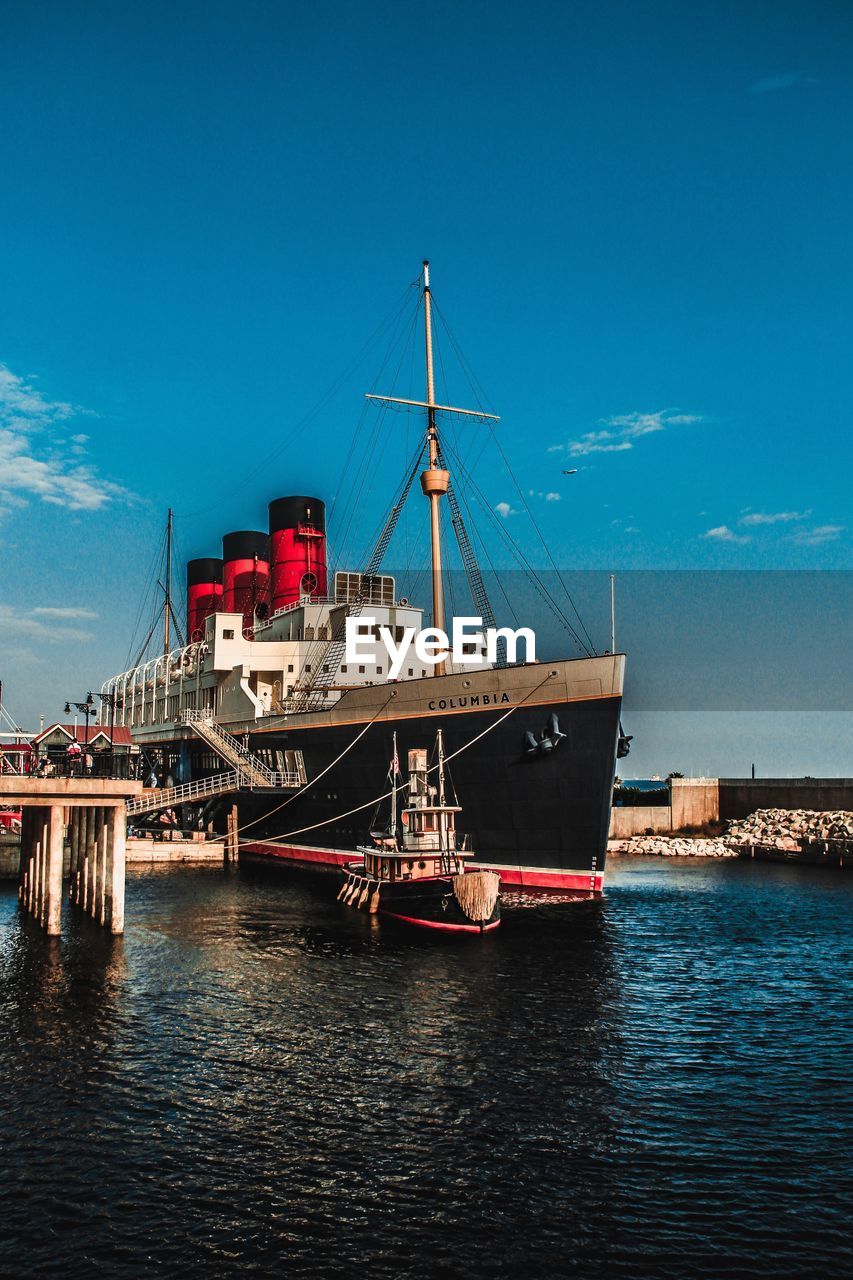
left=437, top=727, right=446, bottom=807
left=163, top=507, right=173, bottom=657
left=420, top=262, right=450, bottom=676
left=390, top=730, right=398, bottom=836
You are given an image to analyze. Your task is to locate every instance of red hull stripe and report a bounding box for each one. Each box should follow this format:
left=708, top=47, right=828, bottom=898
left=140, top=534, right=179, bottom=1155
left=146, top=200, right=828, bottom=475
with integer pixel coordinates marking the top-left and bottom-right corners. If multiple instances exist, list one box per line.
left=379, top=911, right=501, bottom=934
left=241, top=840, right=603, bottom=893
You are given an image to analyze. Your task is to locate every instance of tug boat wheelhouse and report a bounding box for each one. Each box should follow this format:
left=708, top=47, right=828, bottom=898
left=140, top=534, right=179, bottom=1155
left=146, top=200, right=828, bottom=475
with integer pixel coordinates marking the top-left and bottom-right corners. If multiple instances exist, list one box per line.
left=102, top=263, right=628, bottom=896
left=339, top=732, right=501, bottom=934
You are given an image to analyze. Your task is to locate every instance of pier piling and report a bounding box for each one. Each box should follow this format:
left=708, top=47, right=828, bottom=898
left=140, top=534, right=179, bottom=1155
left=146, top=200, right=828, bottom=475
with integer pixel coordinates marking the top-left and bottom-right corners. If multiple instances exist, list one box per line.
left=2, top=778, right=141, bottom=937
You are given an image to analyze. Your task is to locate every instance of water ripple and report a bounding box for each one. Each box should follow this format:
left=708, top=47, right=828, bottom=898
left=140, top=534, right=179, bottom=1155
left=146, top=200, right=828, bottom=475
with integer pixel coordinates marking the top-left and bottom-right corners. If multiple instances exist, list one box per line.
left=0, top=856, right=850, bottom=1278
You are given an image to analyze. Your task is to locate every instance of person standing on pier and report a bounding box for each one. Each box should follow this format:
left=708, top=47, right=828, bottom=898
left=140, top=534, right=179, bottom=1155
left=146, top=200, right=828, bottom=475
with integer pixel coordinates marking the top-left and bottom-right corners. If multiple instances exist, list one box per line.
left=66, top=739, right=82, bottom=777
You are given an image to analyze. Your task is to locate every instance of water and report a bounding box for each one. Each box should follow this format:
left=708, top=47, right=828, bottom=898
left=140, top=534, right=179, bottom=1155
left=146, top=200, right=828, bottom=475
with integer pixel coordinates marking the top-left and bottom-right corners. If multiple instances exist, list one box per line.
left=1, top=857, right=850, bottom=1279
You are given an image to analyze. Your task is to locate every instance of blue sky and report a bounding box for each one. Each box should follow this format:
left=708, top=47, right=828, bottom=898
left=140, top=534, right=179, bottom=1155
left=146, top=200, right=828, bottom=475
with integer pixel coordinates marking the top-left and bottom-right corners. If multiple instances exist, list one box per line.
left=0, top=0, right=850, bottom=773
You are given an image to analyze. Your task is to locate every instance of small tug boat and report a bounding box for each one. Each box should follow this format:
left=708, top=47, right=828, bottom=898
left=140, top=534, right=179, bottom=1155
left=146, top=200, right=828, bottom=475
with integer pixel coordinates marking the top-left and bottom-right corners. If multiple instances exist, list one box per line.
left=338, top=731, right=501, bottom=934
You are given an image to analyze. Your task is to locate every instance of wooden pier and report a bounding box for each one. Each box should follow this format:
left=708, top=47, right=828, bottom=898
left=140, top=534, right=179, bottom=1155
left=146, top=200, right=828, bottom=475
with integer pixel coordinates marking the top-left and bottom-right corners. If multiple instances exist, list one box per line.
left=0, top=778, right=142, bottom=936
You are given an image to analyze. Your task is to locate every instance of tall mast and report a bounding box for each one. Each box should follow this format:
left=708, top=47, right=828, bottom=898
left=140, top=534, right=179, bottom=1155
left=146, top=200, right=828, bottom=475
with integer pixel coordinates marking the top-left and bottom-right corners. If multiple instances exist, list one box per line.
left=163, top=507, right=173, bottom=657
left=363, top=263, right=500, bottom=681
left=419, top=261, right=449, bottom=677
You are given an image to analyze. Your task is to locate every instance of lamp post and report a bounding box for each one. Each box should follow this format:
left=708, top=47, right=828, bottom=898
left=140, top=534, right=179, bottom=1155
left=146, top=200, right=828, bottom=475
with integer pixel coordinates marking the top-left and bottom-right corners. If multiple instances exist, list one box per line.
left=64, top=693, right=94, bottom=775
left=91, top=691, right=118, bottom=777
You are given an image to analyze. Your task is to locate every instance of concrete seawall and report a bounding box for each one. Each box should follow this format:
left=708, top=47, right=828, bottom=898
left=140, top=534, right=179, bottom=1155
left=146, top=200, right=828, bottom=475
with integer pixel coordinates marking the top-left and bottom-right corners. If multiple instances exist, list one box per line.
left=0, top=835, right=226, bottom=878
left=611, top=779, right=719, bottom=837
left=611, top=778, right=853, bottom=838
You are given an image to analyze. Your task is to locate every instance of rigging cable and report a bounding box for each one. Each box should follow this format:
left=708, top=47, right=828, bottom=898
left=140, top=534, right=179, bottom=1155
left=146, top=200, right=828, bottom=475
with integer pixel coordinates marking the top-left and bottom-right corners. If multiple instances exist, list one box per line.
left=432, top=296, right=596, bottom=654
left=231, top=690, right=398, bottom=837
left=442, top=436, right=593, bottom=655
left=177, top=278, right=421, bottom=521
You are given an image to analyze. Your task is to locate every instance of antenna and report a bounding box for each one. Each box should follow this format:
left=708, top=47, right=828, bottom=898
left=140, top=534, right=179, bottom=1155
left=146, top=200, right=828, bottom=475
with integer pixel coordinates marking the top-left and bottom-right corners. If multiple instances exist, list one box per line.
left=609, top=574, right=616, bottom=653
left=164, top=508, right=173, bottom=656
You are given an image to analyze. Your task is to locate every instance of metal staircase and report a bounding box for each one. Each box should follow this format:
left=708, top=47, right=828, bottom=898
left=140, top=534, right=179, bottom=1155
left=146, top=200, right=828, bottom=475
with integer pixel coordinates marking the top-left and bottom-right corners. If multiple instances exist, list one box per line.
left=180, top=710, right=305, bottom=787
left=126, top=713, right=305, bottom=818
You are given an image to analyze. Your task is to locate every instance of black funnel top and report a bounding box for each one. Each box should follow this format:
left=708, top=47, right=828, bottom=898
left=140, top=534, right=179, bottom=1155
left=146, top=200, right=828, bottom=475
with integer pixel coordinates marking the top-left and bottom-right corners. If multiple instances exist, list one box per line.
left=187, top=557, right=223, bottom=587
left=222, top=530, right=269, bottom=562
left=269, top=496, right=326, bottom=534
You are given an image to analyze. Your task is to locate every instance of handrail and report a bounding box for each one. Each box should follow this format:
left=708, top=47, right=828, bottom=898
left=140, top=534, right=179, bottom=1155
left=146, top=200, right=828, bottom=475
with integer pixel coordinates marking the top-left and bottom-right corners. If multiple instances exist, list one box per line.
left=126, top=765, right=304, bottom=816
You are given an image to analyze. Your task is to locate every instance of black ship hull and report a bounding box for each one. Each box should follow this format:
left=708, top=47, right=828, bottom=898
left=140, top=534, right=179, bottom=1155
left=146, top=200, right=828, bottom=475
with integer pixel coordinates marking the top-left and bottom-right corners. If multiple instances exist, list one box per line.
left=235, top=664, right=623, bottom=895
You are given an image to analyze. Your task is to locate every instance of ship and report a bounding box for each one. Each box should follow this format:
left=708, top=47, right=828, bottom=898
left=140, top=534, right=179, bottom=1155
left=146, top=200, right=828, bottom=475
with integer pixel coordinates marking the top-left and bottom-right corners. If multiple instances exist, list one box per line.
left=333, top=730, right=502, bottom=934
left=105, top=263, right=628, bottom=896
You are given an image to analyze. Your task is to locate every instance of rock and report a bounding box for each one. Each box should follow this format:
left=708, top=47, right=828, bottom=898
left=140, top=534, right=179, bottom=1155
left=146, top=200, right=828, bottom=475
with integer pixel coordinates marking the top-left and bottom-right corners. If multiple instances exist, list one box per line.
left=724, top=809, right=853, bottom=850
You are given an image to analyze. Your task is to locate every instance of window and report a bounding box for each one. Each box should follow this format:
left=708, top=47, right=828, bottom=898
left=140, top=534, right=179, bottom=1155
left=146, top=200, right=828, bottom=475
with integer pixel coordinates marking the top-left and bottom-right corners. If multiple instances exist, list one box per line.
left=462, top=642, right=477, bottom=655
left=376, top=666, right=382, bottom=674
left=357, top=623, right=370, bottom=636
left=341, top=665, right=348, bottom=673
left=287, top=664, right=294, bottom=673
left=305, top=664, right=312, bottom=673
left=323, top=664, right=330, bottom=673
left=223, top=629, right=235, bottom=640
left=358, top=665, right=365, bottom=674
left=408, top=668, right=414, bottom=677
left=305, top=625, right=315, bottom=640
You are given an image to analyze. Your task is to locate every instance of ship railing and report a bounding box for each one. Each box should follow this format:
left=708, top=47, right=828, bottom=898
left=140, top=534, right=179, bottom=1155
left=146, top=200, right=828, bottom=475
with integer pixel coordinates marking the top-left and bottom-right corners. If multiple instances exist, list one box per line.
left=253, top=597, right=336, bottom=633
left=264, top=771, right=302, bottom=788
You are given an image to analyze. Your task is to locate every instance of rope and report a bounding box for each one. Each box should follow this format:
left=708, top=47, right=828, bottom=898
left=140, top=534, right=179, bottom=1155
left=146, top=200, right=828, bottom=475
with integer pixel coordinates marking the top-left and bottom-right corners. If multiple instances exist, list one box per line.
left=258, top=671, right=554, bottom=844
left=232, top=690, right=398, bottom=838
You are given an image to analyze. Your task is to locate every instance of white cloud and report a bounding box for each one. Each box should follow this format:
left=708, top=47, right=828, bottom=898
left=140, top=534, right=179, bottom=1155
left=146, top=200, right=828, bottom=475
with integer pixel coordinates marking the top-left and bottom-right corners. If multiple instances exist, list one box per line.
left=32, top=606, right=98, bottom=620
left=495, top=501, right=517, bottom=519
left=545, top=492, right=560, bottom=502
left=791, top=524, right=845, bottom=547
left=749, top=72, right=817, bottom=95
left=0, top=604, right=94, bottom=643
left=561, top=410, right=701, bottom=458
left=0, top=365, right=75, bottom=421
left=0, top=362, right=127, bottom=513
left=739, top=510, right=808, bottom=526
left=703, top=525, right=749, bottom=545
left=624, top=526, right=640, bottom=534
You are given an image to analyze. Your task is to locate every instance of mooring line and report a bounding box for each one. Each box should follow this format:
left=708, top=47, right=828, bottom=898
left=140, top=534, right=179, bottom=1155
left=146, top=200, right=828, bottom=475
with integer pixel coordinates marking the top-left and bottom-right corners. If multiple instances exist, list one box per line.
left=260, top=671, right=556, bottom=844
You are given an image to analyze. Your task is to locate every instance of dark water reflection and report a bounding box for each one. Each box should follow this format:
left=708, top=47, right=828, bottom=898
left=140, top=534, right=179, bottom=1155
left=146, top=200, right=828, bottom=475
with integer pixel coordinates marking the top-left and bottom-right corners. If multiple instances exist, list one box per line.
left=0, top=857, right=850, bottom=1278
